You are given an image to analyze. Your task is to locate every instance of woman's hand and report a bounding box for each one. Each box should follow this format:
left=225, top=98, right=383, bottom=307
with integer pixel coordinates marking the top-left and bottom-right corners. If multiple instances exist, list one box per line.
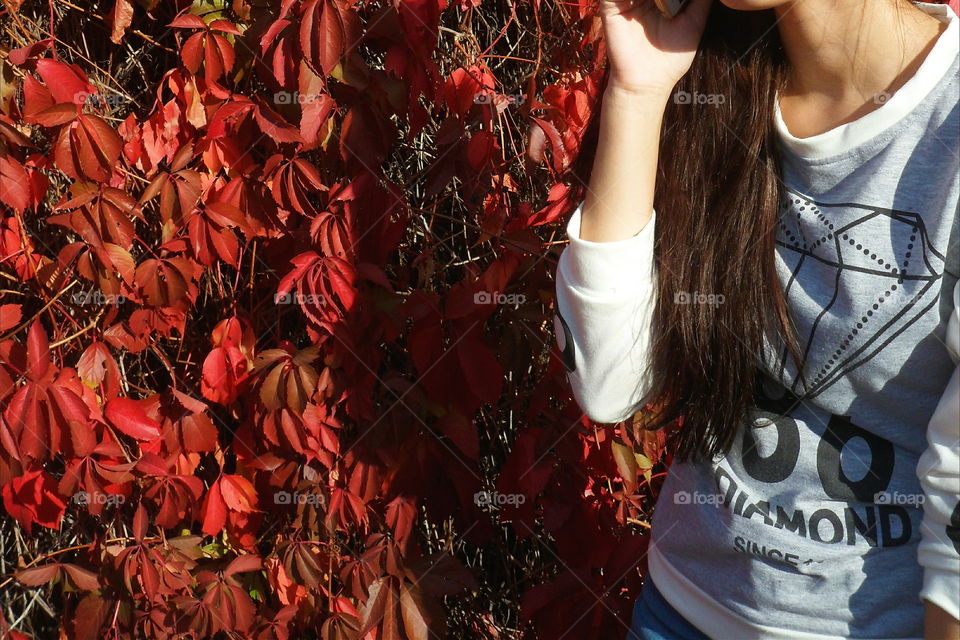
left=578, top=0, right=713, bottom=243
left=599, top=0, right=714, bottom=95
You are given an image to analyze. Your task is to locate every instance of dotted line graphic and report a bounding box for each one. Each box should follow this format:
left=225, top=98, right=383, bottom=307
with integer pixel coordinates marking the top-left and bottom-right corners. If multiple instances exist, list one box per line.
left=778, top=198, right=810, bottom=250
left=813, top=227, right=917, bottom=385
left=773, top=189, right=940, bottom=398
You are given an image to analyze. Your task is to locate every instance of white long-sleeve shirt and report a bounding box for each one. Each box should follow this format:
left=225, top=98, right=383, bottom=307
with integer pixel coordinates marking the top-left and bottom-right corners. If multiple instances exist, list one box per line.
left=554, top=4, right=960, bottom=638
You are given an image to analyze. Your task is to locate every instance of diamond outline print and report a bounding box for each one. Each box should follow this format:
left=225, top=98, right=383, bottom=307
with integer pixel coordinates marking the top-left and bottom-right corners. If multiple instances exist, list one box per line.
left=771, top=187, right=947, bottom=399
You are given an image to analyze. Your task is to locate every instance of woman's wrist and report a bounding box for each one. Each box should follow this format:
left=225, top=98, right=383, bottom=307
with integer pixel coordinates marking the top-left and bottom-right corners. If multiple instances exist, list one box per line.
left=603, top=81, right=676, bottom=110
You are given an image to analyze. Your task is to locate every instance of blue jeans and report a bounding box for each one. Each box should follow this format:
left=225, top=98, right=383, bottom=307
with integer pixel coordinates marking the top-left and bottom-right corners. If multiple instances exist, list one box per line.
left=627, top=579, right=710, bottom=640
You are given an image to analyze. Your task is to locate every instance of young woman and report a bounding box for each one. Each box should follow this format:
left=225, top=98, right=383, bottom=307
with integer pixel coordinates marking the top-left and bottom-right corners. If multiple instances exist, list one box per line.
left=553, top=0, right=960, bottom=638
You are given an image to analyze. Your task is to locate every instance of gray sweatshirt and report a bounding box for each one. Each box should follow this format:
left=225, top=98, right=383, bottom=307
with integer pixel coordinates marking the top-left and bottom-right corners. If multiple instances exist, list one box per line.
left=553, top=3, right=960, bottom=638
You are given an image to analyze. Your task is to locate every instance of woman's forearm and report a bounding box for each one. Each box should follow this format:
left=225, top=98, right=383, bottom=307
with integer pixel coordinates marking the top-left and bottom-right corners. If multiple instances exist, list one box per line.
left=578, top=84, right=672, bottom=243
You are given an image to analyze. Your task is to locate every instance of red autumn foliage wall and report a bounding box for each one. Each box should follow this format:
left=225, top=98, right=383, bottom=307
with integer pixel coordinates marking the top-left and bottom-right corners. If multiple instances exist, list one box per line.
left=0, top=0, right=669, bottom=638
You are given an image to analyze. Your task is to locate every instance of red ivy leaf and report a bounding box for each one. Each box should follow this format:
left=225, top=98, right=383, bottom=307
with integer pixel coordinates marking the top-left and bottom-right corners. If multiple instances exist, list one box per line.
left=168, top=14, right=208, bottom=30
left=15, top=564, right=61, bottom=586
left=26, top=319, right=50, bottom=381
left=0, top=304, right=21, bottom=332
left=0, top=157, right=31, bottom=211
left=34, top=59, right=94, bottom=105
left=76, top=341, right=113, bottom=387
left=107, top=0, right=135, bottom=44
left=105, top=397, right=162, bottom=440
left=6, top=38, right=53, bottom=66
left=225, top=554, right=262, bottom=577
left=1, top=470, right=67, bottom=534
left=53, top=115, right=122, bottom=182
left=61, top=564, right=100, bottom=591
left=300, top=0, right=346, bottom=77
left=253, top=98, right=303, bottom=144
left=201, top=477, right=228, bottom=536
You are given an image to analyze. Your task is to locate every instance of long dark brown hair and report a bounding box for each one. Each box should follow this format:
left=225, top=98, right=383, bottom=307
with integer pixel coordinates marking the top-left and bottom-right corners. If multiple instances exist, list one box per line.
left=572, top=4, right=801, bottom=462
left=649, top=5, right=798, bottom=462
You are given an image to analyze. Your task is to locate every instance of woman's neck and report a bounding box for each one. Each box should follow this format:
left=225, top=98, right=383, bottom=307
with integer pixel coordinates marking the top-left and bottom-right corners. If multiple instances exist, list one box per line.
left=775, top=0, right=946, bottom=137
